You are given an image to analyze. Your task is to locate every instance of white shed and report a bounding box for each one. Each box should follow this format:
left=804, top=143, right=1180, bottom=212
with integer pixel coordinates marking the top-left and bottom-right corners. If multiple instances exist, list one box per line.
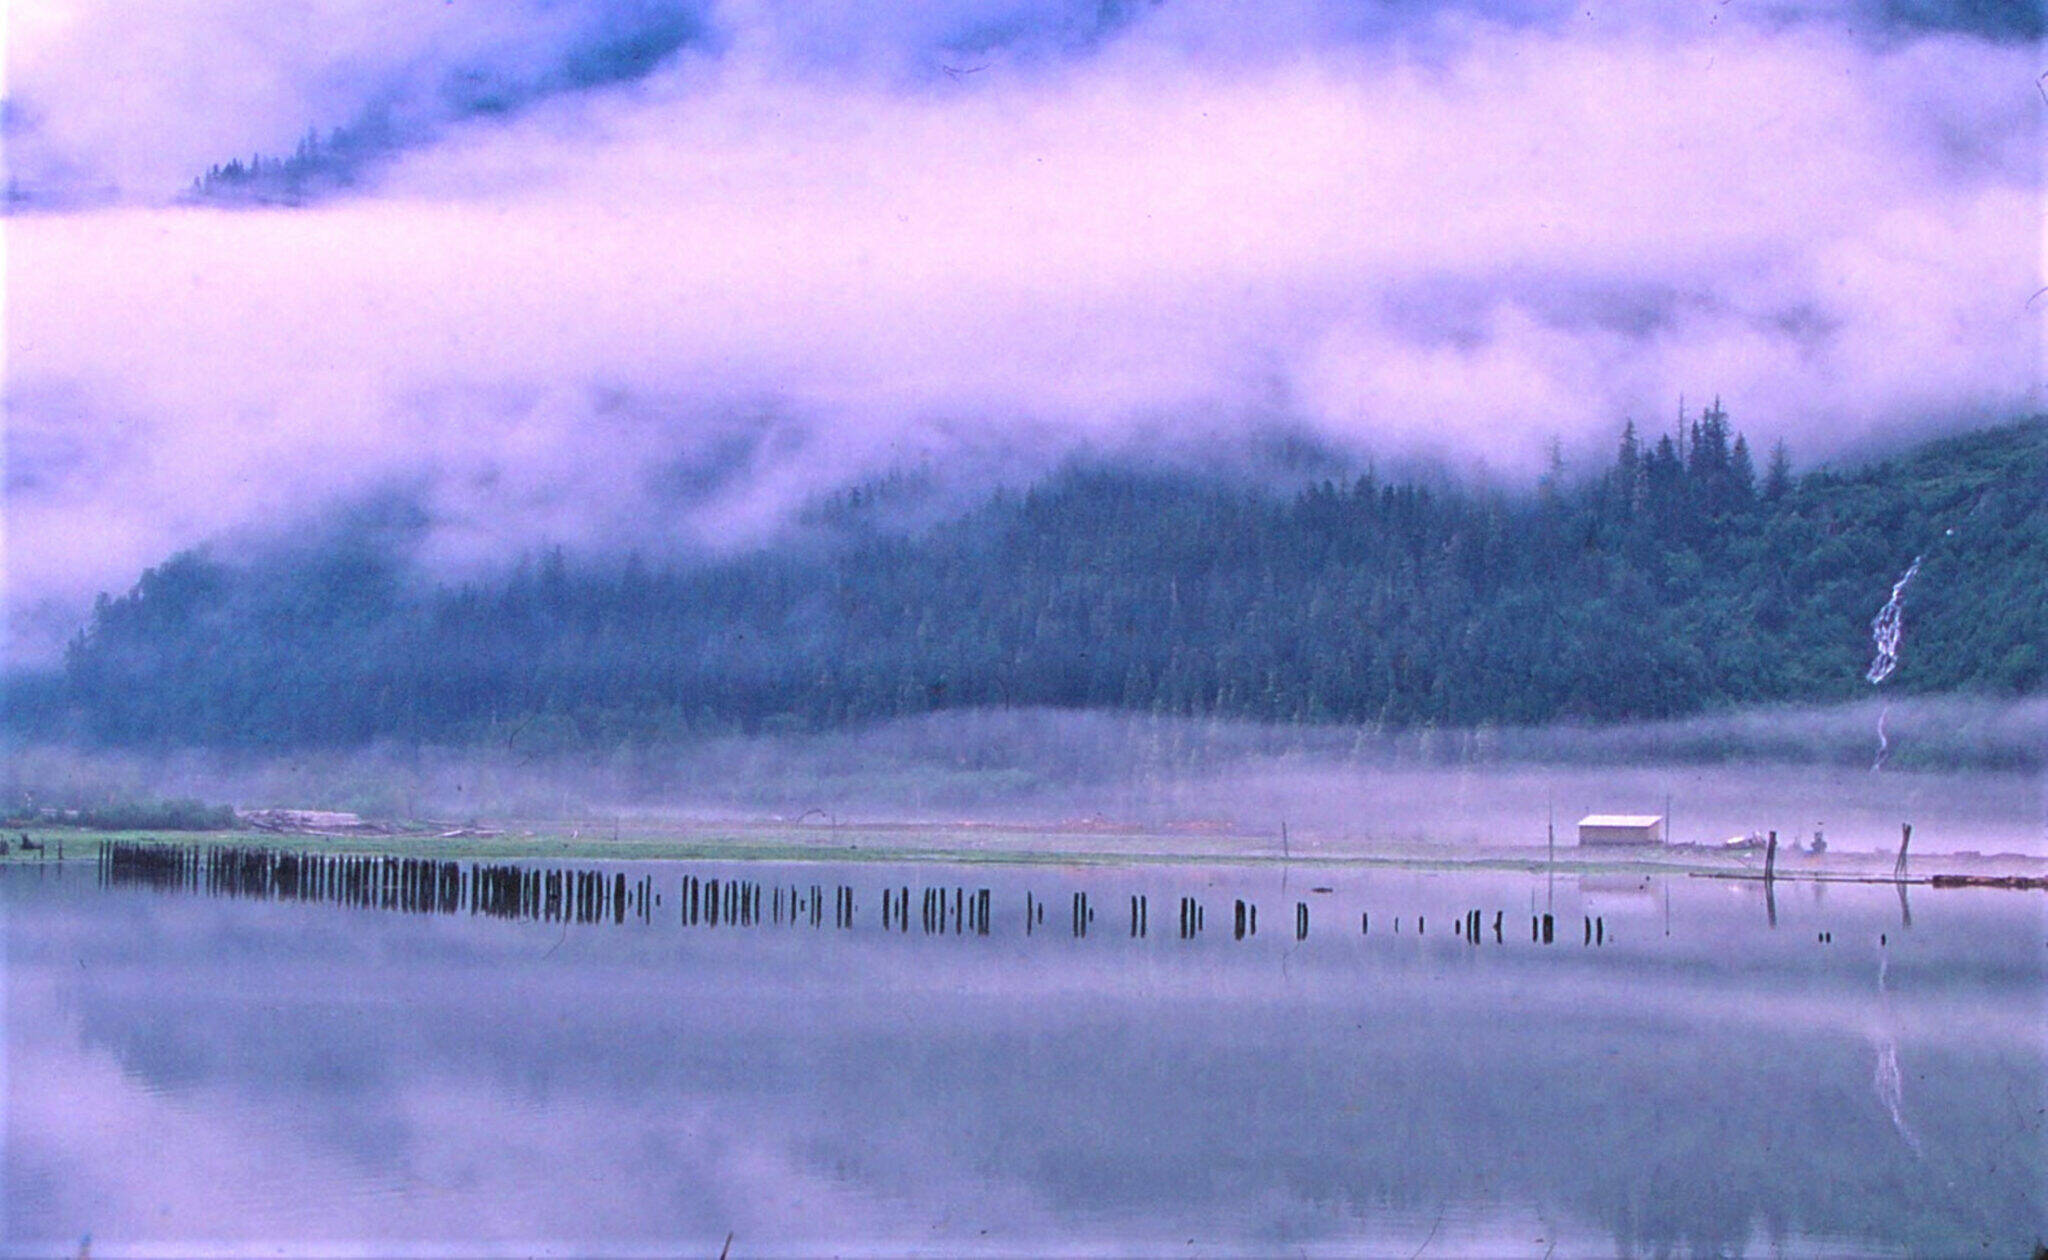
left=1578, top=814, right=1666, bottom=846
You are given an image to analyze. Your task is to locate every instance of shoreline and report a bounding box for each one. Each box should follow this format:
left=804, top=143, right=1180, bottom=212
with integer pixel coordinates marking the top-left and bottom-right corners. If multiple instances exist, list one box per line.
left=13, top=822, right=2046, bottom=880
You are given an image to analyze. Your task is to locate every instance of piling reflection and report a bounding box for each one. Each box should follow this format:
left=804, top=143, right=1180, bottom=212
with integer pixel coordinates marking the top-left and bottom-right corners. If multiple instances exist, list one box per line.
left=98, top=841, right=1655, bottom=953
left=102, top=841, right=658, bottom=924
left=15, top=853, right=2048, bottom=1257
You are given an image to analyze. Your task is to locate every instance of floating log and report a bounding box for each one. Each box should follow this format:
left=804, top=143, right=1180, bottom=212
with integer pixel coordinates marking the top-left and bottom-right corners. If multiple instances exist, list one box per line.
left=1928, top=873, right=2048, bottom=890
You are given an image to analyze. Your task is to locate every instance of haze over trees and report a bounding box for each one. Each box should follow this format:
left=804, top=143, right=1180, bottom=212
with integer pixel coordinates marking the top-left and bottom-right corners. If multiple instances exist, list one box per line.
left=31, top=413, right=2046, bottom=751
left=187, top=6, right=706, bottom=204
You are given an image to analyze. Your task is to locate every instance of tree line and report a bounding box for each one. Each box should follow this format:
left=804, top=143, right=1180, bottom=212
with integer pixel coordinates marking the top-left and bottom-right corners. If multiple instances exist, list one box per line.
left=40, top=410, right=2047, bottom=751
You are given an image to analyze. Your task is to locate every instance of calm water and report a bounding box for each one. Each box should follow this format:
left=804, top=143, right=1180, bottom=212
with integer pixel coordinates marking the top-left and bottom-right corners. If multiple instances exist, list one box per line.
left=4, top=858, right=2044, bottom=1257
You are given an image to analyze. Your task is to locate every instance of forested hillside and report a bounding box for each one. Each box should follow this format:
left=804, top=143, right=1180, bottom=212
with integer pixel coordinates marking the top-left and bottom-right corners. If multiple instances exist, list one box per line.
left=39, top=412, right=2048, bottom=750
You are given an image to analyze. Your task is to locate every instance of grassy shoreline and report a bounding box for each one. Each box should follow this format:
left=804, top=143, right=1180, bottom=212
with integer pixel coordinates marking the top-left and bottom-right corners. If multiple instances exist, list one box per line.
left=19, top=820, right=2046, bottom=878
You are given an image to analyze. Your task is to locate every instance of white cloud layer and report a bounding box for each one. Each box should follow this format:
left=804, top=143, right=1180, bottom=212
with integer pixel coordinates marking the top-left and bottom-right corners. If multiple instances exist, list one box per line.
left=3, top=2, right=2043, bottom=659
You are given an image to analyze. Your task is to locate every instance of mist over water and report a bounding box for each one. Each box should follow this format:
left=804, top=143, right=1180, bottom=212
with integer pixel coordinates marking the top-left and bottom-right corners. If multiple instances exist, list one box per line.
left=10, top=698, right=2043, bottom=854
left=8, top=3, right=2046, bottom=1254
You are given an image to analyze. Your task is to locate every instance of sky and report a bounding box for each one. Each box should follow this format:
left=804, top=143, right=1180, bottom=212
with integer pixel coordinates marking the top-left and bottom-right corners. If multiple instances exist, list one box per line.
left=3, top=0, right=2043, bottom=661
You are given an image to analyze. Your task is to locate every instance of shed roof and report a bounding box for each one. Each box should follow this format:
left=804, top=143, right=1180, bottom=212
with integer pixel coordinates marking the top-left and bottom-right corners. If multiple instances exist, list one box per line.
left=1578, top=814, right=1664, bottom=828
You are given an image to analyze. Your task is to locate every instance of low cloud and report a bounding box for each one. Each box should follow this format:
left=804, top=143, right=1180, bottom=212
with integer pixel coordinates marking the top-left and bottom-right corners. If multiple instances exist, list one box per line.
left=4, top=2, right=2042, bottom=658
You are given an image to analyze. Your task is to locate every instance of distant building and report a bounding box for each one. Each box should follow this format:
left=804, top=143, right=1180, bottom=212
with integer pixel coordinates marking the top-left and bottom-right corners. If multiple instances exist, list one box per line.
left=1578, top=814, right=1666, bottom=846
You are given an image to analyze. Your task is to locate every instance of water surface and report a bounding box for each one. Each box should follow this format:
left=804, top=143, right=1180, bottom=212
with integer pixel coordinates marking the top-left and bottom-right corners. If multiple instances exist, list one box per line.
left=5, top=859, right=2043, bottom=1256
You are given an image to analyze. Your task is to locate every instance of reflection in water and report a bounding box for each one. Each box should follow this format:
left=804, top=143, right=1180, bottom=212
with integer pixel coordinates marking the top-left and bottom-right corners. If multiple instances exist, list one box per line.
left=1870, top=953, right=1920, bottom=1156
left=7, top=860, right=2046, bottom=1257
left=103, top=841, right=1632, bottom=954
left=101, top=841, right=661, bottom=924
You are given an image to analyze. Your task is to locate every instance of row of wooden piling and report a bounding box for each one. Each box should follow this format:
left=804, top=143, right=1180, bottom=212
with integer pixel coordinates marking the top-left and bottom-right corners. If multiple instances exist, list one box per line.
left=473, top=865, right=654, bottom=924
left=99, top=840, right=201, bottom=889
left=681, top=875, right=762, bottom=927
left=882, top=886, right=991, bottom=935
left=101, top=842, right=656, bottom=925
left=99, top=842, right=1622, bottom=945
left=681, top=878, right=869, bottom=929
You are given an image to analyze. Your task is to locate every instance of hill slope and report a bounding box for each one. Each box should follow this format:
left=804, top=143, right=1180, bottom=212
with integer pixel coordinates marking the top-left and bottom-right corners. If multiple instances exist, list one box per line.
left=41, top=414, right=2048, bottom=750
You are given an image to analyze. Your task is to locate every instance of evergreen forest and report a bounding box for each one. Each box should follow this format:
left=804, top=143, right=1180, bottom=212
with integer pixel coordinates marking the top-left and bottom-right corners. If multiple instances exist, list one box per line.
left=32, top=411, right=2048, bottom=751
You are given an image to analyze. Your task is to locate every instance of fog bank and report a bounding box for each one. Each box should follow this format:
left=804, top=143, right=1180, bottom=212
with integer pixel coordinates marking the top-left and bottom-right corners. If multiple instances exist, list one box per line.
left=8, top=698, right=2042, bottom=856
